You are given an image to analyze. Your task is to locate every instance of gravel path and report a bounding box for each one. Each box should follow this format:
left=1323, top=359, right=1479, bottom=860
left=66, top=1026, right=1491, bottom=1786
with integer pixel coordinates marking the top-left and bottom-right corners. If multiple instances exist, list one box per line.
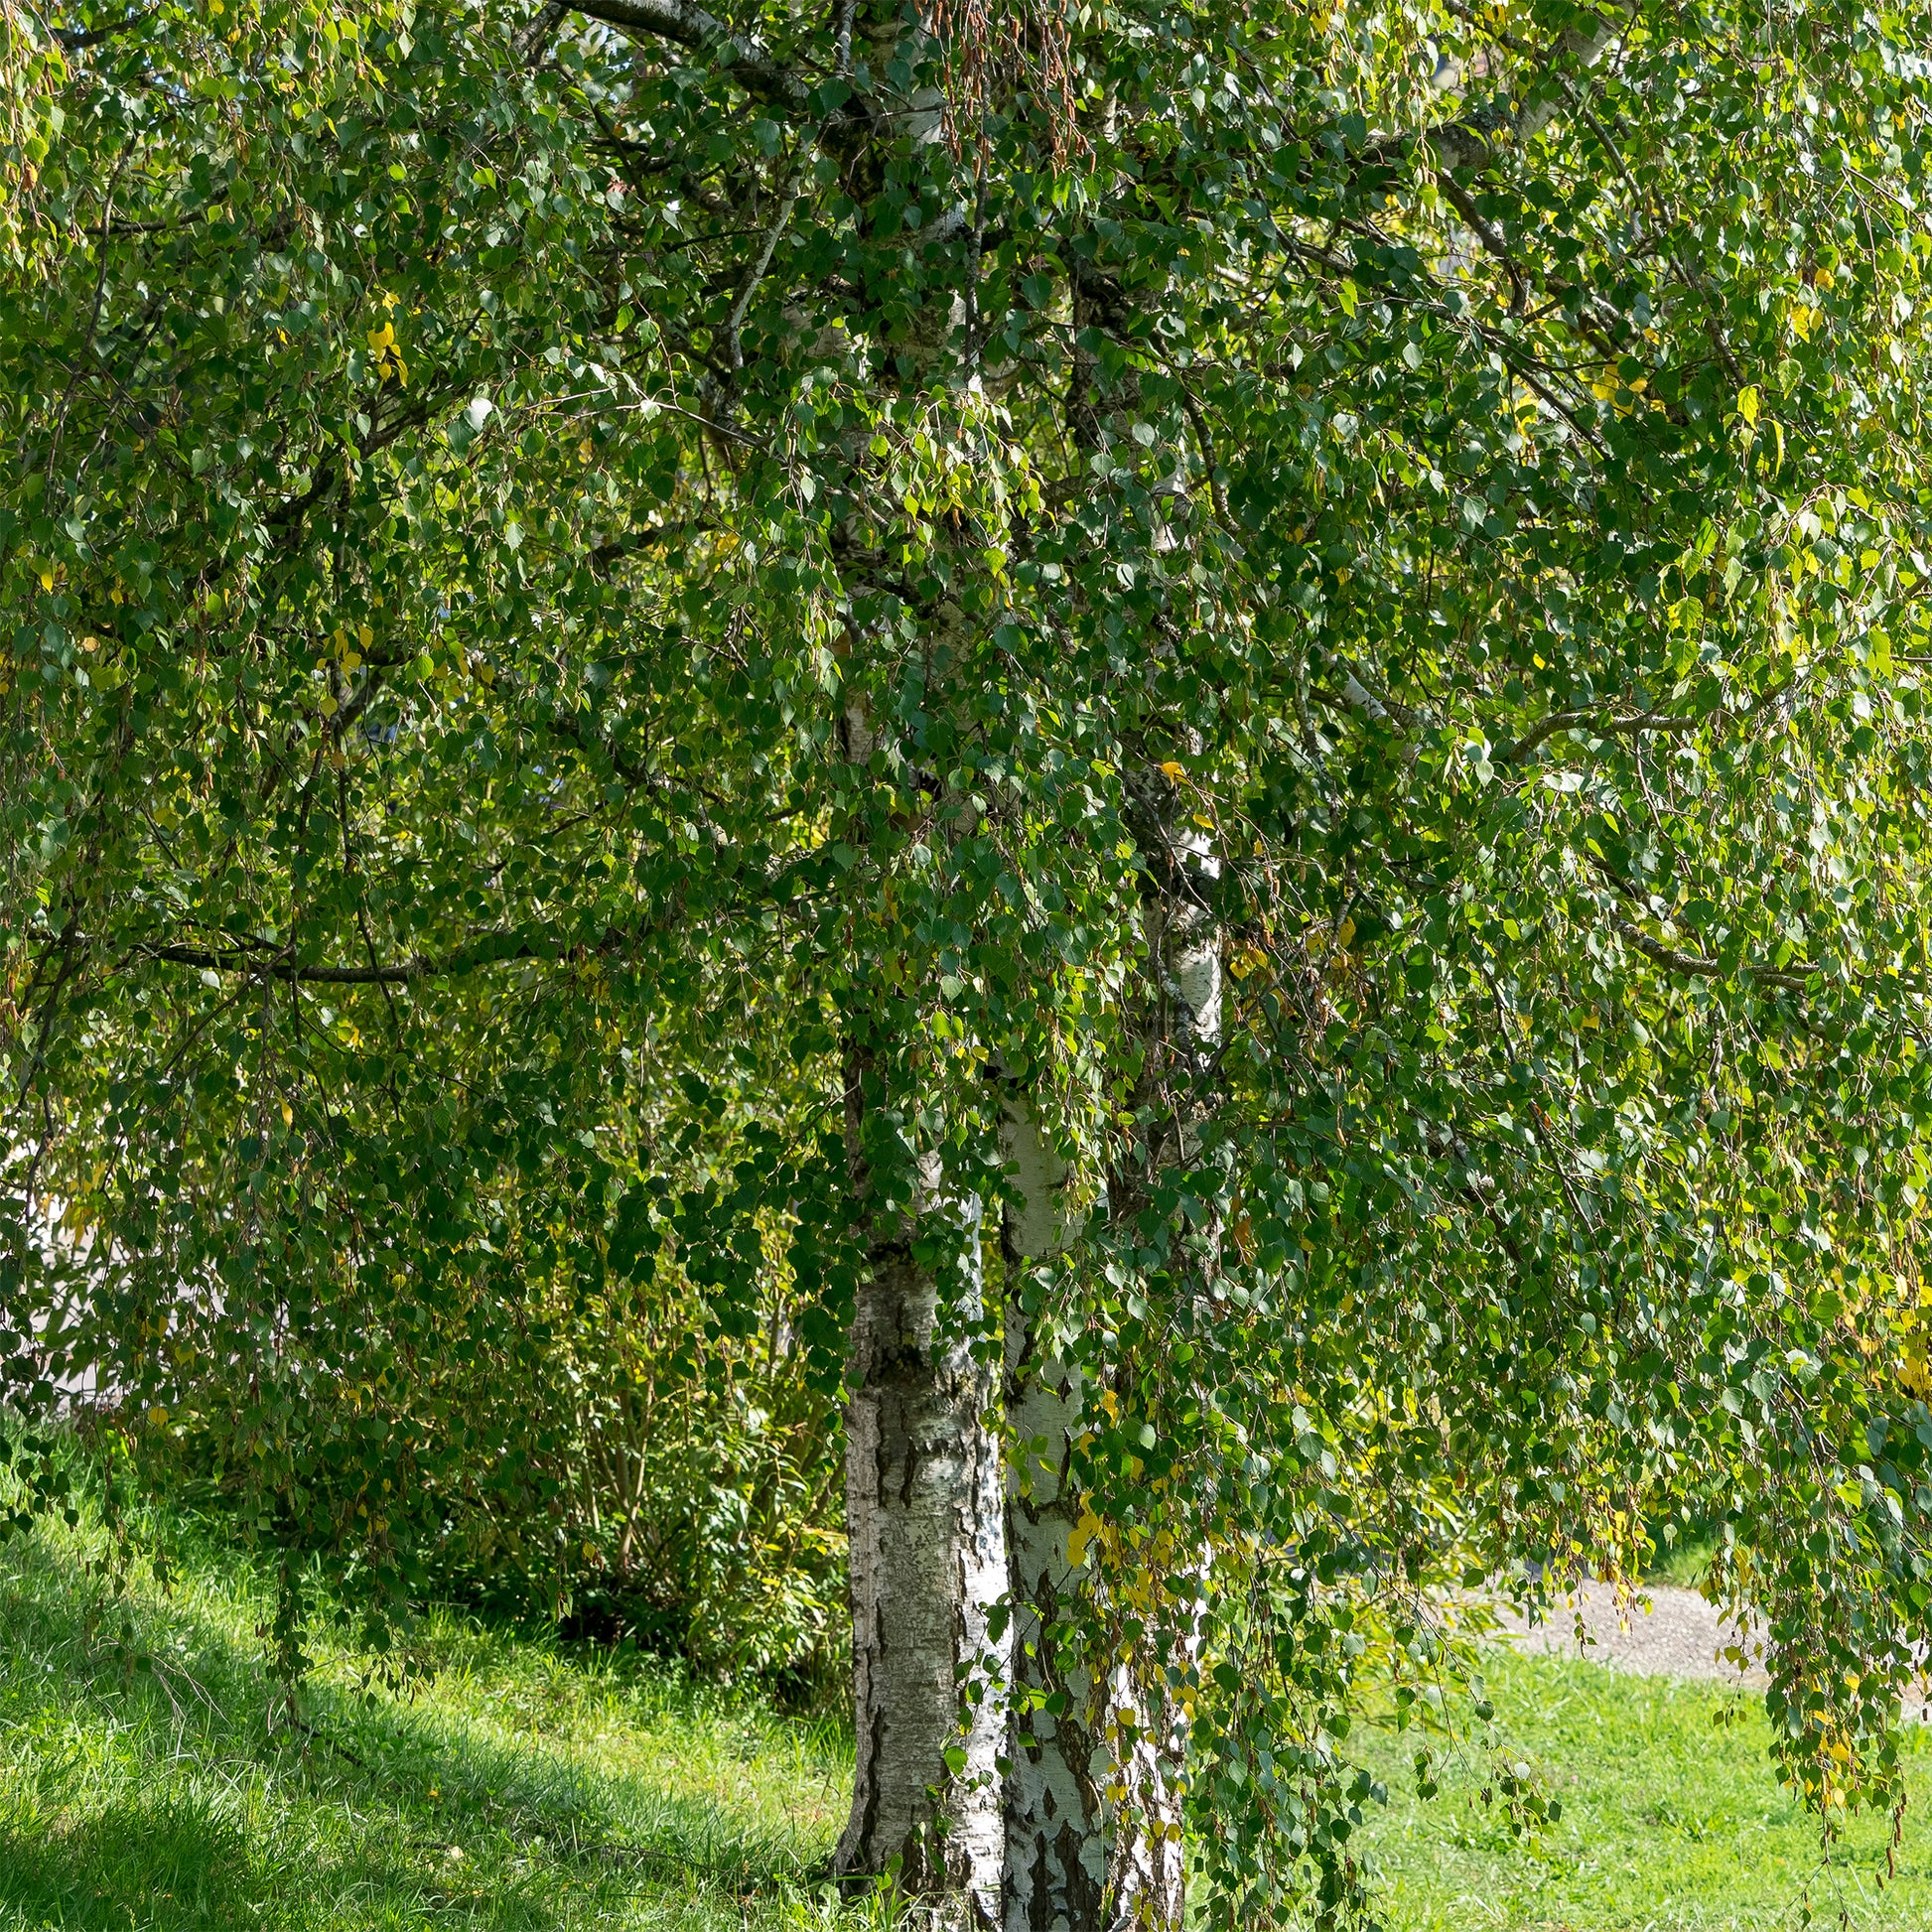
left=1489, top=1582, right=1932, bottom=1721
left=1489, top=1580, right=1766, bottom=1686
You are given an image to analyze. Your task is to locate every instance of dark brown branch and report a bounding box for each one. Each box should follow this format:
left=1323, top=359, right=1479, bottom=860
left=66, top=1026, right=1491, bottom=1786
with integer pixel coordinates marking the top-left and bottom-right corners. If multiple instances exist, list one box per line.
left=1585, top=855, right=1824, bottom=994
left=56, top=11, right=150, bottom=48
left=103, top=192, right=233, bottom=237
left=1496, top=706, right=1705, bottom=764
left=562, top=0, right=811, bottom=112
left=589, top=519, right=704, bottom=571
left=1609, top=913, right=1813, bottom=994
left=128, top=918, right=662, bottom=985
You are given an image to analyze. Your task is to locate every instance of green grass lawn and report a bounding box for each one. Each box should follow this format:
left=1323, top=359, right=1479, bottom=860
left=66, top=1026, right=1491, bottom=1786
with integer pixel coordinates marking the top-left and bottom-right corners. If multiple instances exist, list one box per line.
left=6, top=1509, right=1932, bottom=1931
left=1342, top=1650, right=1932, bottom=1931
left=0, top=1511, right=850, bottom=1930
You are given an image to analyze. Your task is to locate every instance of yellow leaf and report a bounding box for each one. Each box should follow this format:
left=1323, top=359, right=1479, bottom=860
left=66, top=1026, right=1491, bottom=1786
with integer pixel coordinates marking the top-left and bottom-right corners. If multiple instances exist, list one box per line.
left=357, top=623, right=373, bottom=648
left=1066, top=1507, right=1102, bottom=1571
left=1737, top=386, right=1759, bottom=426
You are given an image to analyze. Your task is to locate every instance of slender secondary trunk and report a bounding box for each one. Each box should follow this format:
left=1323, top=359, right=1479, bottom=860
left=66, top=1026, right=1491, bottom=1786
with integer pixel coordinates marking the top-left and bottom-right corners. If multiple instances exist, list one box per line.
left=1001, top=1097, right=1191, bottom=1932
left=997, top=777, right=1221, bottom=1932
left=1001, top=1100, right=1105, bottom=1932
left=1107, top=813, right=1220, bottom=1932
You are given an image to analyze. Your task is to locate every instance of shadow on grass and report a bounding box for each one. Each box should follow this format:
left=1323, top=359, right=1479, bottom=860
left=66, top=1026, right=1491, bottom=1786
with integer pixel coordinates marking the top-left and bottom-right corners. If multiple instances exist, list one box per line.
left=0, top=1787, right=256, bottom=1930
left=0, top=1527, right=842, bottom=1928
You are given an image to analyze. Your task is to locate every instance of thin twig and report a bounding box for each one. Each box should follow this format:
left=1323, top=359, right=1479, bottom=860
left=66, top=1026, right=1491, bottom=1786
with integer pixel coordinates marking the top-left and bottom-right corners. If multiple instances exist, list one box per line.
left=47, top=139, right=135, bottom=494
left=727, top=174, right=803, bottom=371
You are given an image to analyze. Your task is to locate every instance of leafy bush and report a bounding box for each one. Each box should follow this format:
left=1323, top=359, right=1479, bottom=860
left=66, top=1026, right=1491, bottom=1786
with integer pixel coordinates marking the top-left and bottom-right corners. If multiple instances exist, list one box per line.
left=12, top=946, right=853, bottom=1696
left=424, top=1253, right=847, bottom=1691
left=127, top=1186, right=850, bottom=1693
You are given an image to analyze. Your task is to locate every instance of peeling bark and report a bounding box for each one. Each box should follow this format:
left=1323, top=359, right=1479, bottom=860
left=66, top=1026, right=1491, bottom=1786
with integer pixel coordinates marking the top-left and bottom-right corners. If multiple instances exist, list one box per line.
left=1001, top=1099, right=1103, bottom=1932
left=1001, top=1101, right=1187, bottom=1932
left=836, top=1051, right=1008, bottom=1924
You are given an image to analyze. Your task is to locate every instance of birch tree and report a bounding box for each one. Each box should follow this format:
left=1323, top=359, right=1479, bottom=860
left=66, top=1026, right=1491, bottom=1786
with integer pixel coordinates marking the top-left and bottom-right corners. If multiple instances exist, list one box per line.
left=10, top=2, right=1932, bottom=1929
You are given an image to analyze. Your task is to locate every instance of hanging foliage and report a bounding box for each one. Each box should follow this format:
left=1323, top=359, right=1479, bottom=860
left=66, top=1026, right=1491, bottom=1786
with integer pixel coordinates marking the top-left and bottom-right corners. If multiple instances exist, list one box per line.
left=7, top=0, right=1932, bottom=1921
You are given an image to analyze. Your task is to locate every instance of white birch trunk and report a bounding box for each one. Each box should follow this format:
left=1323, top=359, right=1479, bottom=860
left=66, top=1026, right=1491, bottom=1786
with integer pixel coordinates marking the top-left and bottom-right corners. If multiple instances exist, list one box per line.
left=1000, top=1102, right=1105, bottom=1932
left=1159, top=824, right=1222, bottom=1077
left=836, top=681, right=1008, bottom=1919
left=837, top=1200, right=1009, bottom=1920
left=1000, top=1098, right=1190, bottom=1932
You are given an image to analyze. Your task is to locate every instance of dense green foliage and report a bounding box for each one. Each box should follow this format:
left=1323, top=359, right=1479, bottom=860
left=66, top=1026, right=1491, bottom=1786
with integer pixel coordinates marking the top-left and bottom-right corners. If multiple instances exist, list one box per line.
left=0, top=0, right=855, bottom=1658
left=11, top=0, right=1932, bottom=1920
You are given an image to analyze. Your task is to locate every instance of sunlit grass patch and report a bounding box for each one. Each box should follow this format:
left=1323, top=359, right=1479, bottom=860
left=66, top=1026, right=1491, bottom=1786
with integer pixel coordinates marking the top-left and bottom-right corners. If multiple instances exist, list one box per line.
left=1341, top=1646, right=1932, bottom=1931
left=12, top=1503, right=1932, bottom=1930
left=0, top=1508, right=849, bottom=1931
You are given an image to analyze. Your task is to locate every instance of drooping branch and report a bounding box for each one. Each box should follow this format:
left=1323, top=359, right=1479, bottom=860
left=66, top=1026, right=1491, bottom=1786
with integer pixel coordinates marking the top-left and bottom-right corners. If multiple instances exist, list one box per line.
left=1607, top=912, right=1813, bottom=994
left=124, top=913, right=678, bottom=986
left=1587, top=856, right=1824, bottom=996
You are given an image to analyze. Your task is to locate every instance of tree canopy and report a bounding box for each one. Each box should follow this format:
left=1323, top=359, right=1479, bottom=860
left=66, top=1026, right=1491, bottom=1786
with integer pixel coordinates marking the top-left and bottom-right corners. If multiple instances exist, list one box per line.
left=9, top=0, right=1932, bottom=1921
